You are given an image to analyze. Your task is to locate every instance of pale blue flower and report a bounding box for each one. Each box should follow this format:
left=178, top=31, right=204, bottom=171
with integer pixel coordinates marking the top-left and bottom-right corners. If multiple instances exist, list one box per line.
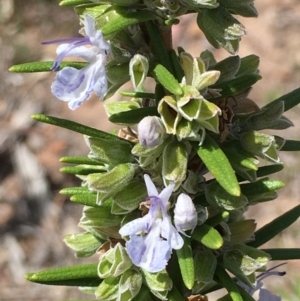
left=119, top=174, right=184, bottom=273
left=238, top=263, right=285, bottom=301
left=43, top=14, right=109, bottom=110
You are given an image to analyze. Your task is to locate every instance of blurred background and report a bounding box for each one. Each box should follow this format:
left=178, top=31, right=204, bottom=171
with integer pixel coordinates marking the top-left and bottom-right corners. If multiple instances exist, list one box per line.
left=0, top=0, right=300, bottom=300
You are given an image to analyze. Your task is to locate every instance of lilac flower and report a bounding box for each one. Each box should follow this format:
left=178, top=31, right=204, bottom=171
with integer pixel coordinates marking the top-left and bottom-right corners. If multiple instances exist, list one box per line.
left=119, top=174, right=184, bottom=273
left=43, top=14, right=110, bottom=110
left=238, top=263, right=285, bottom=301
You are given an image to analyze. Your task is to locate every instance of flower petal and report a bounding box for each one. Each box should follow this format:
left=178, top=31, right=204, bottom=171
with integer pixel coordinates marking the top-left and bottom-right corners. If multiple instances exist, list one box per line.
left=84, top=15, right=110, bottom=51
left=119, top=215, right=151, bottom=236
left=258, top=289, right=281, bottom=301
left=139, top=220, right=172, bottom=272
left=83, top=14, right=96, bottom=38
left=125, top=235, right=146, bottom=267
left=144, top=174, right=159, bottom=196
left=56, top=44, right=96, bottom=61
left=158, top=182, right=175, bottom=207
left=51, top=63, right=97, bottom=110
left=92, top=57, right=107, bottom=98
left=160, top=217, right=184, bottom=249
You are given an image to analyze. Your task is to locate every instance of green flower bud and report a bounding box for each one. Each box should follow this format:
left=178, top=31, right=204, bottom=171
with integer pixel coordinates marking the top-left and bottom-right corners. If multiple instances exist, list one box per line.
left=239, top=131, right=281, bottom=163
left=180, top=52, right=220, bottom=90
left=98, top=243, right=132, bottom=278
left=223, top=244, right=271, bottom=287
left=141, top=269, right=172, bottom=300
left=95, top=277, right=119, bottom=301
left=118, top=269, right=143, bottom=300
left=158, top=85, right=221, bottom=137
left=162, top=140, right=188, bottom=189
left=129, top=54, right=149, bottom=91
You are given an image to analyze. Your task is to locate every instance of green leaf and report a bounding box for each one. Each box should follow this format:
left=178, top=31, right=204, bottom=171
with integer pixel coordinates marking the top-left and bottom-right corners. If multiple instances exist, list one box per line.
left=218, top=0, right=258, bottom=17
left=227, top=220, right=257, bottom=243
left=106, top=63, right=130, bottom=85
left=170, top=49, right=184, bottom=82
left=281, top=139, right=300, bottom=151
left=32, top=114, right=129, bottom=143
left=64, top=232, right=104, bottom=258
left=145, top=21, right=173, bottom=72
left=212, top=74, right=262, bottom=99
left=264, top=87, right=300, bottom=112
left=75, top=4, right=111, bottom=20
left=192, top=224, right=224, bottom=249
left=101, top=9, right=157, bottom=37
left=152, top=64, right=183, bottom=96
left=60, top=187, right=91, bottom=195
left=60, top=165, right=106, bottom=175
left=104, top=100, right=141, bottom=117
left=92, top=0, right=140, bottom=5
left=70, top=194, right=99, bottom=207
left=197, top=7, right=246, bottom=54
left=248, top=205, right=300, bottom=248
left=60, top=156, right=101, bottom=165
left=86, top=136, right=134, bottom=164
left=167, top=286, right=186, bottom=301
left=87, top=163, right=135, bottom=193
left=25, top=264, right=100, bottom=286
left=240, top=178, right=284, bottom=196
left=261, top=248, right=300, bottom=261
left=109, top=106, right=159, bottom=125
left=113, top=180, right=147, bottom=211
left=120, top=91, right=155, bottom=99
left=236, top=55, right=260, bottom=77
left=206, top=211, right=229, bottom=227
left=211, top=56, right=241, bottom=84
left=215, top=265, right=243, bottom=301
left=194, top=250, right=217, bottom=284
left=205, top=181, right=248, bottom=210
left=176, top=237, right=194, bottom=290
left=9, top=61, right=86, bottom=73
left=256, top=164, right=284, bottom=177
left=60, top=0, right=91, bottom=6
left=237, top=287, right=256, bottom=301
left=195, top=135, right=240, bottom=196
left=81, top=206, right=123, bottom=227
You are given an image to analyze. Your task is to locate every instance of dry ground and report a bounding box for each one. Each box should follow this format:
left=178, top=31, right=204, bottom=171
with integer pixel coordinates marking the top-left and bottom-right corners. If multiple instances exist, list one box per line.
left=0, top=0, right=300, bottom=300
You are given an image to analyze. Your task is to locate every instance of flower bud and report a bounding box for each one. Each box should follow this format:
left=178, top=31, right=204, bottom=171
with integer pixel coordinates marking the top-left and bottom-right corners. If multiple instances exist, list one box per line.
left=129, top=54, right=149, bottom=91
left=174, top=193, right=197, bottom=235
left=138, top=116, right=166, bottom=148
left=98, top=243, right=132, bottom=278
